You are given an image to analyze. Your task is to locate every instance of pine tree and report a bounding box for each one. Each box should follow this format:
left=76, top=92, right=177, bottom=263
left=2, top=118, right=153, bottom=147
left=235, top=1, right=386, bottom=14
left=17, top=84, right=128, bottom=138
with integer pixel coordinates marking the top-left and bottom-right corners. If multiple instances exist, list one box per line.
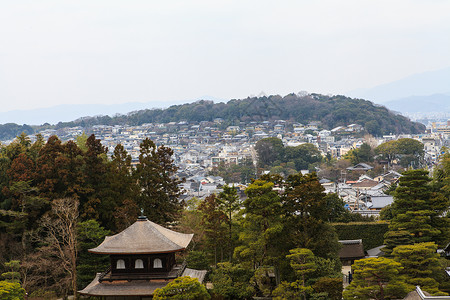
left=392, top=242, right=447, bottom=296
left=383, top=169, right=450, bottom=255
left=343, top=257, right=412, bottom=300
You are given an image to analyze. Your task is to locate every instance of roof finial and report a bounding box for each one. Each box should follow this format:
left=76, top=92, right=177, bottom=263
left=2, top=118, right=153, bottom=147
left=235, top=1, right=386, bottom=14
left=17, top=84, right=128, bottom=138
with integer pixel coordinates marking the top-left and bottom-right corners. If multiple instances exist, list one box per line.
left=138, top=208, right=147, bottom=221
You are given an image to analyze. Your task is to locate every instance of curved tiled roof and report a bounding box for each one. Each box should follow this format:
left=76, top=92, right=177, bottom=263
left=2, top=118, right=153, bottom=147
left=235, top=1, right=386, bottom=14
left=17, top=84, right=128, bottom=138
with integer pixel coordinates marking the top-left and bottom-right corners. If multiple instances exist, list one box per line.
left=89, top=218, right=193, bottom=254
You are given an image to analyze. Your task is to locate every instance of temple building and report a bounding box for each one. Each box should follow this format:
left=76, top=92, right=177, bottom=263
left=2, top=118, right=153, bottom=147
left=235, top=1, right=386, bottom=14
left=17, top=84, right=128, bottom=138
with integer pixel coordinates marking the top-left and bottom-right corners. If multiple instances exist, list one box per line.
left=79, top=215, right=207, bottom=299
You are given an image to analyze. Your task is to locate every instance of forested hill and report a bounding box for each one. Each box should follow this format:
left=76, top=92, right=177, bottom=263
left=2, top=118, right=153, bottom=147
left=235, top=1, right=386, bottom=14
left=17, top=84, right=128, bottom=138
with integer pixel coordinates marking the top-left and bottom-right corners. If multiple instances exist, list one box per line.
left=2, top=93, right=425, bottom=139
left=55, top=94, right=424, bottom=134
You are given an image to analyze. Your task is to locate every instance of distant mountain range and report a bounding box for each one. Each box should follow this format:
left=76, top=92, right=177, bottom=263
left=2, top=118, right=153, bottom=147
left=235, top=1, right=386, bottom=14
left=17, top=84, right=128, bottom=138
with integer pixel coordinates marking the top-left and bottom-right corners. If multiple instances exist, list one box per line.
left=384, top=94, right=450, bottom=114
left=348, top=67, right=450, bottom=115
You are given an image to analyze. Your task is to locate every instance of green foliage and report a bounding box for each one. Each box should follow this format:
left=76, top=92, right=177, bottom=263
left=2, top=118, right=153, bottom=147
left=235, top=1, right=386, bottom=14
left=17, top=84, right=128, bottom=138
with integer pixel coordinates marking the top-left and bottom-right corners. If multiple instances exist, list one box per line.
left=133, top=138, right=184, bottom=224
left=382, top=230, right=413, bottom=257
left=186, top=250, right=210, bottom=271
left=287, top=248, right=317, bottom=284
left=282, top=173, right=340, bottom=259
left=255, top=137, right=285, bottom=167
left=75, top=133, right=89, bottom=152
left=153, top=276, right=210, bottom=300
left=384, top=169, right=450, bottom=254
left=1, top=261, right=20, bottom=283
left=379, top=204, right=394, bottom=220
left=198, top=194, right=228, bottom=265
left=255, top=138, right=322, bottom=172
left=343, top=257, right=412, bottom=300
left=433, top=147, right=450, bottom=204
left=324, top=193, right=350, bottom=222
left=236, top=179, right=283, bottom=267
left=273, top=249, right=341, bottom=300
left=27, top=289, right=57, bottom=300
left=344, top=143, right=374, bottom=164
left=217, top=185, right=241, bottom=262
left=77, top=220, right=111, bottom=289
left=0, top=125, right=34, bottom=141
left=312, top=277, right=343, bottom=300
left=251, top=266, right=276, bottom=297
left=333, top=222, right=389, bottom=251
left=52, top=94, right=425, bottom=135
left=210, top=262, right=255, bottom=299
left=0, top=281, right=24, bottom=300
left=375, top=138, right=424, bottom=167
left=392, top=242, right=447, bottom=295
left=272, top=280, right=312, bottom=300
left=210, top=159, right=254, bottom=184
left=310, top=256, right=342, bottom=281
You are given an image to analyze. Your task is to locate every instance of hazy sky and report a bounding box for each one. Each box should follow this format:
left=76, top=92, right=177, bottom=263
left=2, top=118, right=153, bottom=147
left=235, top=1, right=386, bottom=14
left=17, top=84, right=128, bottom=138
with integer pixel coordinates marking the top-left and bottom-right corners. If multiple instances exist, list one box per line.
left=1, top=0, right=450, bottom=112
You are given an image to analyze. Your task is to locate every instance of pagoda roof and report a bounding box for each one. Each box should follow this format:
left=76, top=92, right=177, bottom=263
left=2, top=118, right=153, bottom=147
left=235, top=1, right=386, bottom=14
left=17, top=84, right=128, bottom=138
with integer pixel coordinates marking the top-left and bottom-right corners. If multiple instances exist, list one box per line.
left=89, top=218, right=194, bottom=254
left=79, top=273, right=168, bottom=296
left=79, top=268, right=207, bottom=296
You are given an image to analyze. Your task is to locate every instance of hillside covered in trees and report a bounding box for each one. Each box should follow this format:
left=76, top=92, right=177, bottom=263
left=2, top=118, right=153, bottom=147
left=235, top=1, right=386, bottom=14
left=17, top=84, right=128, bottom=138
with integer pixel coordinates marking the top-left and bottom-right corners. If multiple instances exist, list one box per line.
left=55, top=94, right=425, bottom=135
left=0, top=93, right=425, bottom=140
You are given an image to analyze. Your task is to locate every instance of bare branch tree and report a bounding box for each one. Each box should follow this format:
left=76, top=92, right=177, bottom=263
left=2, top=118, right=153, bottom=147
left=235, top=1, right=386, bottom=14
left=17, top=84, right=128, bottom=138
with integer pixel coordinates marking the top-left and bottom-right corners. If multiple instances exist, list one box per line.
left=40, top=198, right=79, bottom=299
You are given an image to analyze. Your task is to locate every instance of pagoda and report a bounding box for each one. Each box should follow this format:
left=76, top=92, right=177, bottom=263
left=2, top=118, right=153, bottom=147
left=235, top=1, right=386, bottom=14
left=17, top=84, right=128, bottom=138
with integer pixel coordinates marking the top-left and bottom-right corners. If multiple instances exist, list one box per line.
left=79, top=215, right=206, bottom=298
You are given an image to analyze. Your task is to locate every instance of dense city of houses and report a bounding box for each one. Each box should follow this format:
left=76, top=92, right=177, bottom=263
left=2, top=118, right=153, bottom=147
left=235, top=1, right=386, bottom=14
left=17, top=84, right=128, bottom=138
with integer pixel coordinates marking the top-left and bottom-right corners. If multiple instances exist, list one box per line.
left=5, top=118, right=450, bottom=217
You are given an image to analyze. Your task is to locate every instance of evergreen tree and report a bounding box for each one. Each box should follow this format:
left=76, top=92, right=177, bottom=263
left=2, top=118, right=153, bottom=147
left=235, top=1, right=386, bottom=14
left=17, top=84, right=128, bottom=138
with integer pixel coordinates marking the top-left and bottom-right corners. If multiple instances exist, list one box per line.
left=81, top=135, right=109, bottom=222
left=235, top=179, right=283, bottom=269
left=392, top=242, right=447, bottom=296
left=217, top=185, right=240, bottom=262
left=343, top=257, right=412, bottom=300
left=383, top=169, right=450, bottom=255
left=109, top=144, right=139, bottom=230
left=77, top=220, right=110, bottom=289
left=198, top=194, right=228, bottom=265
left=133, top=138, right=184, bottom=224
left=282, top=173, right=340, bottom=259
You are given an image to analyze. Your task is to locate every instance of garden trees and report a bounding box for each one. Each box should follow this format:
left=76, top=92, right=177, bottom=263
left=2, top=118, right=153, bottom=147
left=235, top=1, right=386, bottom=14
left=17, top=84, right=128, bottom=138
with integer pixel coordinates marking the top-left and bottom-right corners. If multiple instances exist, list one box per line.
left=0, top=281, right=25, bottom=300
left=343, top=257, right=411, bottom=300
left=109, top=144, right=139, bottom=230
left=273, top=248, right=316, bottom=300
left=81, top=135, right=109, bottom=222
left=34, top=136, right=86, bottom=201
left=197, top=194, right=228, bottom=265
left=282, top=173, right=340, bottom=259
left=77, top=220, right=110, bottom=289
left=153, top=276, right=210, bottom=300
left=235, top=179, right=283, bottom=269
left=272, top=248, right=342, bottom=300
left=133, top=138, right=184, bottom=224
left=210, top=262, right=255, bottom=299
left=0, top=134, right=190, bottom=297
left=383, top=169, right=450, bottom=255
left=392, top=242, right=447, bottom=295
left=217, top=185, right=240, bottom=261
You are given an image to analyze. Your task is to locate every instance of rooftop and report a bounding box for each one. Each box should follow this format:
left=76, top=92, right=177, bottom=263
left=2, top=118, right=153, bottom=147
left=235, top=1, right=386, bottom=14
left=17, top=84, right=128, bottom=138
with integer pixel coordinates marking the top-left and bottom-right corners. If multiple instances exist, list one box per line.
left=89, top=217, right=194, bottom=254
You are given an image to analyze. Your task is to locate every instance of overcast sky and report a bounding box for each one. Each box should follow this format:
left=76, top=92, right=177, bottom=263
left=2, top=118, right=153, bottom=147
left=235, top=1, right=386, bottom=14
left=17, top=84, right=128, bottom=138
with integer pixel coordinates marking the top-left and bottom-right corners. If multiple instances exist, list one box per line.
left=1, top=0, right=450, bottom=112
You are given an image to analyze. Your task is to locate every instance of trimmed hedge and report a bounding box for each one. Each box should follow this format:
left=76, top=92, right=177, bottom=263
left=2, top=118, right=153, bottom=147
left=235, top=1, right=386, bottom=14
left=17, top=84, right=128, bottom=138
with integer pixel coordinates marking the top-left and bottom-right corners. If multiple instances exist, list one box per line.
left=332, top=222, right=389, bottom=251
